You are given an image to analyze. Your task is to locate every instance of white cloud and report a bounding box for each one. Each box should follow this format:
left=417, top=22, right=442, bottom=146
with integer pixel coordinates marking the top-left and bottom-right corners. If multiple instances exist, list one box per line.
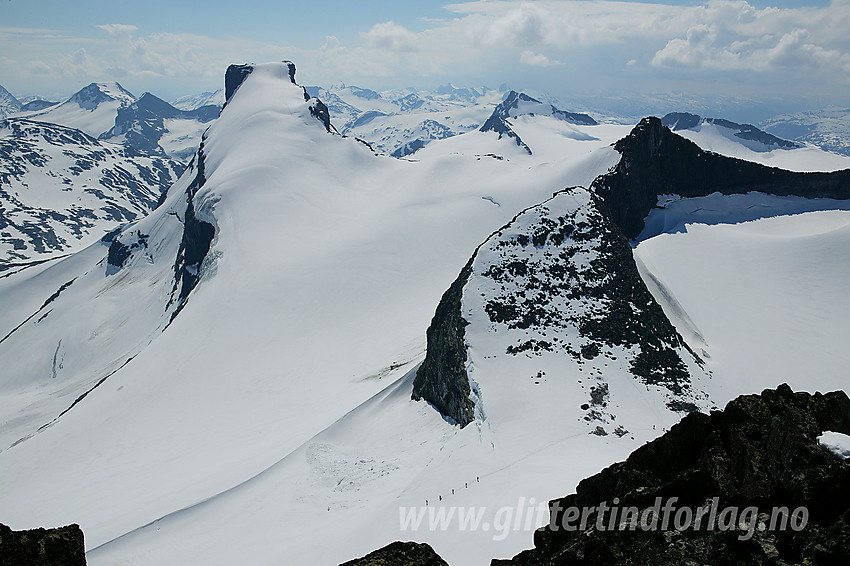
left=1, top=1, right=848, bottom=101
left=520, top=50, right=561, bottom=67
left=362, top=21, right=419, bottom=53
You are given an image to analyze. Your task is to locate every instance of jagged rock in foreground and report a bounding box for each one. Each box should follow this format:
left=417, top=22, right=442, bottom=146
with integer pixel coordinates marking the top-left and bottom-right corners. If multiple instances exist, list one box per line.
left=593, top=117, right=850, bottom=239
left=495, top=384, right=850, bottom=566
left=340, top=541, right=448, bottom=566
left=413, top=187, right=708, bottom=428
left=0, top=522, right=86, bottom=565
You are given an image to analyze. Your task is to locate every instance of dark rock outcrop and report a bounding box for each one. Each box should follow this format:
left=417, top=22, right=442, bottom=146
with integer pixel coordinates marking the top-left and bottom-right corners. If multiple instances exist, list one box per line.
left=592, top=117, right=850, bottom=239
left=168, top=141, right=215, bottom=317
left=496, top=384, right=850, bottom=566
left=412, top=257, right=476, bottom=427
left=224, top=64, right=254, bottom=104
left=0, top=522, right=86, bottom=566
left=340, top=541, right=448, bottom=566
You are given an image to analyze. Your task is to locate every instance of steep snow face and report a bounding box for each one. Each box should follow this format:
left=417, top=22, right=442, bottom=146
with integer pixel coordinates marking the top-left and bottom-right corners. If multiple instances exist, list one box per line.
left=0, top=118, right=184, bottom=264
left=634, top=205, right=850, bottom=407
left=23, top=83, right=136, bottom=137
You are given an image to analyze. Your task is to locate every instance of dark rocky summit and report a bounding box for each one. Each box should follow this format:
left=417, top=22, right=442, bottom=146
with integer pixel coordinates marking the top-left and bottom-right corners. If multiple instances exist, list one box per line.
left=0, top=522, right=87, bottom=565
left=495, top=384, right=850, bottom=566
left=340, top=541, right=448, bottom=566
left=593, top=117, right=850, bottom=239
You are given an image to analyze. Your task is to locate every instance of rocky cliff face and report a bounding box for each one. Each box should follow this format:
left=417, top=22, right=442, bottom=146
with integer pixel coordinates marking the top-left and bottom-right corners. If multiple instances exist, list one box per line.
left=0, top=522, right=86, bottom=566
left=340, top=541, right=448, bottom=566
left=412, top=257, right=476, bottom=427
left=413, top=187, right=708, bottom=428
left=592, top=117, right=850, bottom=239
left=497, top=384, right=850, bottom=566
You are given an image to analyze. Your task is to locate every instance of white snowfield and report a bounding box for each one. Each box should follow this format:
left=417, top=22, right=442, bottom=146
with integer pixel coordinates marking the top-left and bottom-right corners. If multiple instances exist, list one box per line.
left=0, top=62, right=848, bottom=565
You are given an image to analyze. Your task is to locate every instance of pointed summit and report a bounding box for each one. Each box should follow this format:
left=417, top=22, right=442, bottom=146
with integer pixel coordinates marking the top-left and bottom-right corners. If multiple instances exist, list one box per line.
left=68, top=82, right=135, bottom=110
left=479, top=91, right=597, bottom=154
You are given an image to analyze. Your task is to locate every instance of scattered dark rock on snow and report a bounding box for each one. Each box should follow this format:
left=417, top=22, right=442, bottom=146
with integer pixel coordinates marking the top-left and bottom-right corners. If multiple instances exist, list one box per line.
left=494, top=384, right=850, bottom=566
left=0, top=522, right=86, bottom=566
left=413, top=187, right=701, bottom=427
left=340, top=541, right=448, bottom=566
left=593, top=117, right=850, bottom=239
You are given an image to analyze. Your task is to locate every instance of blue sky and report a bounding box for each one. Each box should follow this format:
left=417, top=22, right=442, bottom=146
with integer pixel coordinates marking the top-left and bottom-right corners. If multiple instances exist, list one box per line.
left=1, top=0, right=847, bottom=118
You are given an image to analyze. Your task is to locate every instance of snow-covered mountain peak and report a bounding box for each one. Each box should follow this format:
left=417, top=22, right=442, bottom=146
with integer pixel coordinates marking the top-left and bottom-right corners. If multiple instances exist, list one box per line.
left=68, top=82, right=135, bottom=111
left=0, top=84, right=22, bottom=118
left=224, top=61, right=298, bottom=105
left=171, top=89, right=224, bottom=111
left=479, top=91, right=598, bottom=154
left=220, top=61, right=333, bottom=135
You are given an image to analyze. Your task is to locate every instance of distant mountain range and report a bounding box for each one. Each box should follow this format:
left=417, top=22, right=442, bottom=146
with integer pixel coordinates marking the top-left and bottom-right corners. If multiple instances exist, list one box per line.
left=760, top=106, right=850, bottom=157
left=0, top=118, right=184, bottom=266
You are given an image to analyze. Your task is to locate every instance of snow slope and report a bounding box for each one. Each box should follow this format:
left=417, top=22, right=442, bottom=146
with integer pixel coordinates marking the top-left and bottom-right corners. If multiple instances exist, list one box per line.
left=1, top=62, right=848, bottom=566
left=673, top=121, right=850, bottom=172
left=0, top=62, right=625, bottom=564
left=634, top=203, right=850, bottom=407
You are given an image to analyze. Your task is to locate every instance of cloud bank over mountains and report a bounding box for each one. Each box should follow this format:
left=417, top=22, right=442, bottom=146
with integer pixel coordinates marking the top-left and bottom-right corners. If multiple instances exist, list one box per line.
left=1, top=1, right=848, bottom=105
